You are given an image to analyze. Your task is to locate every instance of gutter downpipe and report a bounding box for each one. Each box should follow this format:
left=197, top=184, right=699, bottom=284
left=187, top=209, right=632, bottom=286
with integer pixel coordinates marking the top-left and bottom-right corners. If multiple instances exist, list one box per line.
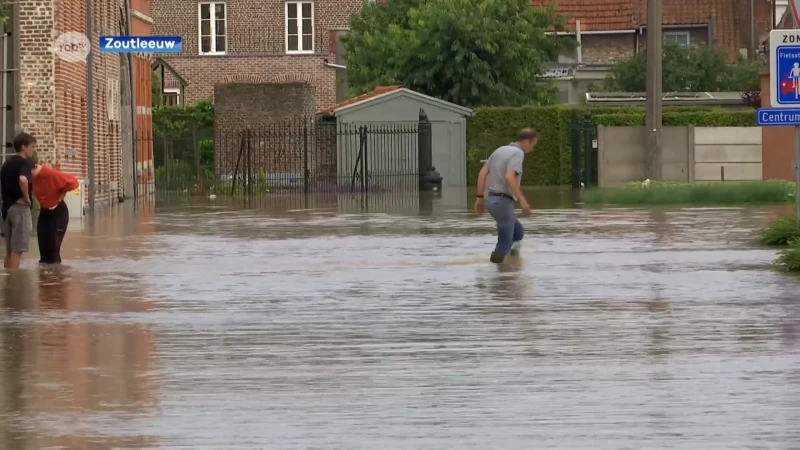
left=547, top=29, right=636, bottom=36
left=751, top=0, right=755, bottom=59
left=86, top=0, right=96, bottom=211
left=575, top=19, right=582, bottom=63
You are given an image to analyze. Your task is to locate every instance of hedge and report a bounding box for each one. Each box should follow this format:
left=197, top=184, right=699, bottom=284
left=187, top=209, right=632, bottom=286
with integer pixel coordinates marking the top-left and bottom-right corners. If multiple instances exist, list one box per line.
left=466, top=106, right=757, bottom=186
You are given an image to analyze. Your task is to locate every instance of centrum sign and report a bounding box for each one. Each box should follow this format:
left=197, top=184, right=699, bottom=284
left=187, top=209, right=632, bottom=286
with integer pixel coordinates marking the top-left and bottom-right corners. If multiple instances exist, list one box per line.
left=757, top=108, right=800, bottom=126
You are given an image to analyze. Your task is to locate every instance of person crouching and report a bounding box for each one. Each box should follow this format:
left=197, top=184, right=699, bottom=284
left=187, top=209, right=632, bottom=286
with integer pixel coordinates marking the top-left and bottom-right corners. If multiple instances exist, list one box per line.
left=31, top=163, right=79, bottom=264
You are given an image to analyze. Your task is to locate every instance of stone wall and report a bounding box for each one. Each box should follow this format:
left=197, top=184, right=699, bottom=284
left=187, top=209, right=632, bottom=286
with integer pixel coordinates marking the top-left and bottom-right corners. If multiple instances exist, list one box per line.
left=597, top=126, right=763, bottom=187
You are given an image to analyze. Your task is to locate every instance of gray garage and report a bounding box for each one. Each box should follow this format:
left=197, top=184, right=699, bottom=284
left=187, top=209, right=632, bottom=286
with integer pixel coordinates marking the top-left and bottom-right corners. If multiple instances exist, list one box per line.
left=319, top=87, right=473, bottom=188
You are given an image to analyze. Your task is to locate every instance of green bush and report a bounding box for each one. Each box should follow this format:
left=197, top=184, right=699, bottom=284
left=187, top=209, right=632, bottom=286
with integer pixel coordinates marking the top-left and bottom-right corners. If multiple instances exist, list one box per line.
left=758, top=215, right=800, bottom=246
left=582, top=181, right=794, bottom=206
left=775, top=237, right=800, bottom=272
left=466, top=106, right=757, bottom=186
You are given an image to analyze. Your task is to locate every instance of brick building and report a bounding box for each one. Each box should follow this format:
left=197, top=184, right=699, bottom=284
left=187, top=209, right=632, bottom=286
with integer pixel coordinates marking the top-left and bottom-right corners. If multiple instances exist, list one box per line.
left=2, top=0, right=153, bottom=209
left=150, top=0, right=363, bottom=112
left=535, top=0, right=774, bottom=103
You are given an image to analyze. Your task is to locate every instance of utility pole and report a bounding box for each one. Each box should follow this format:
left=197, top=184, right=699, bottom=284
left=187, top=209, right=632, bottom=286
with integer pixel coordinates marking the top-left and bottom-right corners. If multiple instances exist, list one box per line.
left=645, top=0, right=662, bottom=180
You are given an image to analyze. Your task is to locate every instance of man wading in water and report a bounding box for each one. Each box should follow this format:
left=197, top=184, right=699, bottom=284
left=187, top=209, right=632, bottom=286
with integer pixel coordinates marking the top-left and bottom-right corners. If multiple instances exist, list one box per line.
left=473, top=128, right=538, bottom=264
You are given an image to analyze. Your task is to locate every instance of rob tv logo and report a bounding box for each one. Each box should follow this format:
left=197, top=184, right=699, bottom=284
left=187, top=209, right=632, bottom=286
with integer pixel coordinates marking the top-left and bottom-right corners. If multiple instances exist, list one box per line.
left=53, top=32, right=91, bottom=62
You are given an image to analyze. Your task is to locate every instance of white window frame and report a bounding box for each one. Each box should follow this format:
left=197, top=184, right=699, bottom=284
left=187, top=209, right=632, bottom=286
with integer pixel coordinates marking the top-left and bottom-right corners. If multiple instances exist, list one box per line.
left=198, top=2, right=227, bottom=55
left=285, top=1, right=315, bottom=54
left=664, top=31, right=690, bottom=46
left=163, top=88, right=182, bottom=106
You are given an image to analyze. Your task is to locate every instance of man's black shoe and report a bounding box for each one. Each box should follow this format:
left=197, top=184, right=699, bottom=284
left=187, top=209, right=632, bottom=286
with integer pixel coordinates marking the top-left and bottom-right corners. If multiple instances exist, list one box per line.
left=490, top=252, right=505, bottom=264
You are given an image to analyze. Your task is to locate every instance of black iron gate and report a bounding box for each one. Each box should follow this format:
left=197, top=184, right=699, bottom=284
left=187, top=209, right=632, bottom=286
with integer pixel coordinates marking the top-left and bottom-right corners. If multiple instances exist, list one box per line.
left=152, top=113, right=437, bottom=197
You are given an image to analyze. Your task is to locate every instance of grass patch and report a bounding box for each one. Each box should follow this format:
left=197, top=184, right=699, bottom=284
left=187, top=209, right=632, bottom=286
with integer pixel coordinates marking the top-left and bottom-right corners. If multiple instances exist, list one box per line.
left=776, top=238, right=800, bottom=272
left=757, top=215, right=800, bottom=246
left=582, top=181, right=795, bottom=206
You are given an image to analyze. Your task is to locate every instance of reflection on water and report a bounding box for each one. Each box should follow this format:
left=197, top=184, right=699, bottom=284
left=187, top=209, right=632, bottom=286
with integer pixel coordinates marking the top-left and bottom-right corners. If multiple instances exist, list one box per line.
left=1, top=188, right=800, bottom=448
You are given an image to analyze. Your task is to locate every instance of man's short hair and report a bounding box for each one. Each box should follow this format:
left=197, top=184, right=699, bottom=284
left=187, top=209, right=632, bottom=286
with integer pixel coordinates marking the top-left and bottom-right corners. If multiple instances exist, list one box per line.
left=518, top=128, right=538, bottom=142
left=13, top=132, right=36, bottom=152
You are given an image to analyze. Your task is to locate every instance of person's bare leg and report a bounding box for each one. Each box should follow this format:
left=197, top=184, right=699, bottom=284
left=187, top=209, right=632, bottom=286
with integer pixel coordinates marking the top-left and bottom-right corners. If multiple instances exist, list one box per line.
left=5, top=252, right=21, bottom=269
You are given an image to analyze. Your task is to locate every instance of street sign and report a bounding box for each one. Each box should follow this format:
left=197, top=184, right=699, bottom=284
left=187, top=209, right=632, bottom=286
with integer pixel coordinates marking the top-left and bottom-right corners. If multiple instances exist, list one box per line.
left=757, top=108, right=800, bottom=126
left=766, top=30, right=800, bottom=219
left=791, top=0, right=800, bottom=26
left=769, top=30, right=800, bottom=108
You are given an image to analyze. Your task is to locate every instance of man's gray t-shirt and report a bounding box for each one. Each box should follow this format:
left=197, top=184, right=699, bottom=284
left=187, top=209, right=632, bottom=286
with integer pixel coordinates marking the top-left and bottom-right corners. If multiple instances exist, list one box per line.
left=485, top=143, right=524, bottom=200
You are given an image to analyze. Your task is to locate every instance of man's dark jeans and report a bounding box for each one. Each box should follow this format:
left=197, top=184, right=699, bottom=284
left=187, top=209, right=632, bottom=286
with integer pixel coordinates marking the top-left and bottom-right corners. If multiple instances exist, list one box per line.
left=486, top=194, right=524, bottom=257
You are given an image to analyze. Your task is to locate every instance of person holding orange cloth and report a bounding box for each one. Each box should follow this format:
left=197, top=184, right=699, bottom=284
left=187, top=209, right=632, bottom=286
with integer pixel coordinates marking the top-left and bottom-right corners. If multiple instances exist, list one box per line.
left=32, top=163, right=79, bottom=264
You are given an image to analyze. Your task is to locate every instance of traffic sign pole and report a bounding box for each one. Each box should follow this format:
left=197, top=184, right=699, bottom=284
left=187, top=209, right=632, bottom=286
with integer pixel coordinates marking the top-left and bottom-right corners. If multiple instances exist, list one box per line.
left=766, top=29, right=800, bottom=219
left=795, top=127, right=800, bottom=220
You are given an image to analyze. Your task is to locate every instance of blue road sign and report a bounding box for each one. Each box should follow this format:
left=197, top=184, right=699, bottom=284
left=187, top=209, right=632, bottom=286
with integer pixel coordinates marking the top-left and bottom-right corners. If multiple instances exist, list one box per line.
left=757, top=108, right=800, bottom=126
left=775, top=46, right=800, bottom=106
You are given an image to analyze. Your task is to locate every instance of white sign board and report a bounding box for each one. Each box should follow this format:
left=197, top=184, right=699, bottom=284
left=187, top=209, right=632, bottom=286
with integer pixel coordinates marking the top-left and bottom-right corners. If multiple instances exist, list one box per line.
left=769, top=29, right=800, bottom=108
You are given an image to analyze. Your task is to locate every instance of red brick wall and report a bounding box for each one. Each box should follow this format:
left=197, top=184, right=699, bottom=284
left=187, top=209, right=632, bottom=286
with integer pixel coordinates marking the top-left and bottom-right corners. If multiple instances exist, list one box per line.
left=51, top=0, right=122, bottom=207
left=760, top=73, right=794, bottom=181
left=125, top=0, right=156, bottom=193
left=165, top=56, right=338, bottom=110
left=581, top=34, right=637, bottom=64
left=150, top=0, right=364, bottom=110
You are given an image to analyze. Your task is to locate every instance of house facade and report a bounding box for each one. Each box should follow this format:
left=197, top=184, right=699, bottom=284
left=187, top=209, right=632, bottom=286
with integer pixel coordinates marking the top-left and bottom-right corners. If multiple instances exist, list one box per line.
left=150, top=0, right=363, bottom=112
left=536, top=0, right=774, bottom=103
left=1, top=0, right=154, bottom=207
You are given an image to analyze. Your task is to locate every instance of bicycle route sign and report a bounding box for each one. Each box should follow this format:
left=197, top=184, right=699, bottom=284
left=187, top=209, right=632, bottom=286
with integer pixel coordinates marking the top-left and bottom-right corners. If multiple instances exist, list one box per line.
left=770, top=29, right=800, bottom=108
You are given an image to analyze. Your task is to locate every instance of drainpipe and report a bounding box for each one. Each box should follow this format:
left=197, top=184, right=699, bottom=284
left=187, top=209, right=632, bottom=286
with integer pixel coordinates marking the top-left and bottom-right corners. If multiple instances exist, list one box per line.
left=122, top=0, right=137, bottom=201
left=750, top=0, right=755, bottom=59
left=324, top=61, right=347, bottom=69
left=635, top=26, right=642, bottom=54
left=708, top=19, right=713, bottom=46
left=86, top=0, right=95, bottom=210
left=575, top=19, right=582, bottom=63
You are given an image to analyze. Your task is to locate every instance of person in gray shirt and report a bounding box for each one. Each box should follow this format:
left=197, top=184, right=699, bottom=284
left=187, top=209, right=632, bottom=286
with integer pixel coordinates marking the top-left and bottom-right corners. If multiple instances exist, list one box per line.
left=473, top=128, right=538, bottom=263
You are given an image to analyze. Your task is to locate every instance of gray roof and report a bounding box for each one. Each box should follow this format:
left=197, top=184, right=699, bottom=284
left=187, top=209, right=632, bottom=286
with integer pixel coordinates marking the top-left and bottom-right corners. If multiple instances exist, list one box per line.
left=331, top=88, right=473, bottom=117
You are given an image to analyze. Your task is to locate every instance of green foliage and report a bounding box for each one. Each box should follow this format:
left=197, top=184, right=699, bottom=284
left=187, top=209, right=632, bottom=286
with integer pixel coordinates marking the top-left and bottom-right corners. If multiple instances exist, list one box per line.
left=466, top=106, right=758, bottom=185
left=758, top=216, right=800, bottom=246
left=152, top=71, right=163, bottom=107
left=342, top=0, right=573, bottom=107
left=581, top=181, right=794, bottom=206
left=152, top=99, right=214, bottom=135
left=604, top=41, right=765, bottom=92
left=152, top=99, right=215, bottom=191
left=593, top=109, right=757, bottom=127
left=775, top=238, right=800, bottom=272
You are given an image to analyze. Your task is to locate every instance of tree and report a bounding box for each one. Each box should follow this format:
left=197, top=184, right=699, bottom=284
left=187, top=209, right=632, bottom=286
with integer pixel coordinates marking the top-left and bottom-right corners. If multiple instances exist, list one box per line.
left=152, top=71, right=163, bottom=107
left=604, top=40, right=764, bottom=92
left=341, top=0, right=573, bottom=107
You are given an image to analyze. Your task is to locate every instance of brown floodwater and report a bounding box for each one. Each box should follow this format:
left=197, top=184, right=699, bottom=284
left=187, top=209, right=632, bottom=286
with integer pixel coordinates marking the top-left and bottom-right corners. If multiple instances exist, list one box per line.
left=1, top=188, right=799, bottom=449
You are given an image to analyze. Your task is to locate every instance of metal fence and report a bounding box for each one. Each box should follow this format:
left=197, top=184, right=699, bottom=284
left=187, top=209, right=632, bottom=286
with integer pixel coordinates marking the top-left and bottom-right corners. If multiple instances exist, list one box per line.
left=146, top=118, right=422, bottom=197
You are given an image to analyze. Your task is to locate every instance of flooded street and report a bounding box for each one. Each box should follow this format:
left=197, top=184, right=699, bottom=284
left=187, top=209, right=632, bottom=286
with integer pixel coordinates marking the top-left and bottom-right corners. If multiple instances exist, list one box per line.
left=2, top=189, right=800, bottom=449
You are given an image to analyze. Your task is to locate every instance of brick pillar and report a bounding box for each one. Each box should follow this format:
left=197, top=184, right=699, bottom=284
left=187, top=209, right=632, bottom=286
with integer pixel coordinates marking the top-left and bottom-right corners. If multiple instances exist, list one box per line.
left=761, top=72, right=795, bottom=181
left=18, top=0, right=57, bottom=163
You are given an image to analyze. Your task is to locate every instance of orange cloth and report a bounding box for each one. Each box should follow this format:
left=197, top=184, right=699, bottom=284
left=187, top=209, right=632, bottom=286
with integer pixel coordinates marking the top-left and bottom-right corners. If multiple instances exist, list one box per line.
left=33, top=166, right=79, bottom=209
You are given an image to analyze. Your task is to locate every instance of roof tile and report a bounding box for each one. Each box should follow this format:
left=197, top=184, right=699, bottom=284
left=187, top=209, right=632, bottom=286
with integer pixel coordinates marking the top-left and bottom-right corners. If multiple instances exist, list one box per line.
left=533, top=0, right=637, bottom=31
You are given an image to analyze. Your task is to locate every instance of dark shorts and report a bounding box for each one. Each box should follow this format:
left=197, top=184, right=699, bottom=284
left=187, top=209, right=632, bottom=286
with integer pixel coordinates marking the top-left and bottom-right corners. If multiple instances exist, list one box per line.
left=4, top=203, right=32, bottom=254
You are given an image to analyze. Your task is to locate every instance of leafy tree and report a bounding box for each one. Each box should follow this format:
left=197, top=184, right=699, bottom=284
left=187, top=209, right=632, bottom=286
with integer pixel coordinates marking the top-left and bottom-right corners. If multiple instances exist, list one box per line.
left=342, top=0, right=573, bottom=107
left=152, top=71, right=163, bottom=107
left=604, top=40, right=764, bottom=92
